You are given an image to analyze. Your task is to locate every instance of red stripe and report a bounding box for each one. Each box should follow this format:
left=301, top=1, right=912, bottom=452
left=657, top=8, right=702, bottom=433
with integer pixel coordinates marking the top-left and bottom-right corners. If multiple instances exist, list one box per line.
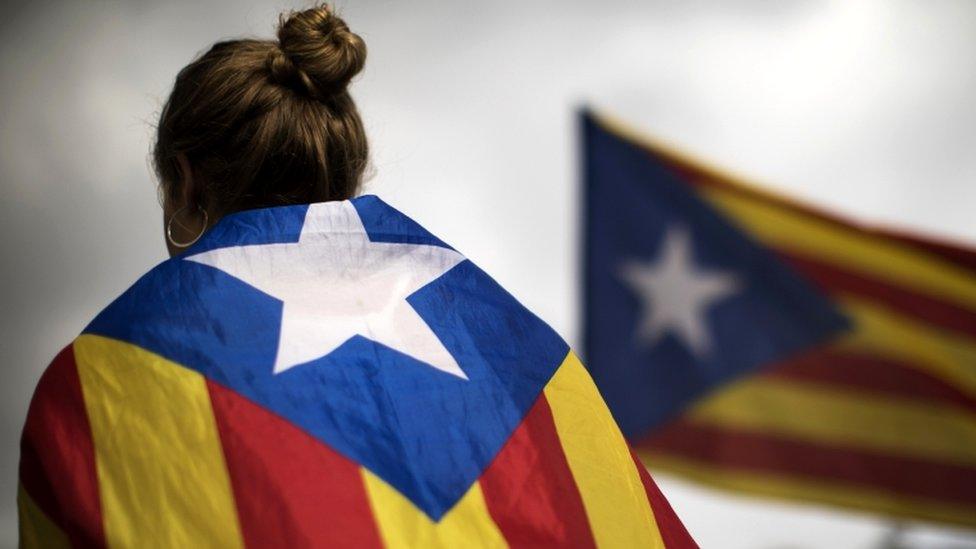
left=660, top=156, right=976, bottom=276
left=879, top=228, right=976, bottom=274
left=480, top=394, right=596, bottom=548
left=760, top=348, right=976, bottom=412
left=777, top=250, right=976, bottom=338
left=20, top=343, right=105, bottom=547
left=206, top=380, right=383, bottom=548
left=629, top=450, right=698, bottom=548
left=640, top=420, right=976, bottom=507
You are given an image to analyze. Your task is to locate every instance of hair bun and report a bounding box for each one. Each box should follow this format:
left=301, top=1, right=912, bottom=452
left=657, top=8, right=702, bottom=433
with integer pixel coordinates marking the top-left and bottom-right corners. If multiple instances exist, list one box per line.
left=270, top=4, right=366, bottom=99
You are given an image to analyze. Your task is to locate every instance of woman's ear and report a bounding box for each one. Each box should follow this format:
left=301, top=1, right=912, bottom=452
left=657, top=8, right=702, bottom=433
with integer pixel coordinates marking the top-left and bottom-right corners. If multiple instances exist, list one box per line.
left=175, top=153, right=196, bottom=210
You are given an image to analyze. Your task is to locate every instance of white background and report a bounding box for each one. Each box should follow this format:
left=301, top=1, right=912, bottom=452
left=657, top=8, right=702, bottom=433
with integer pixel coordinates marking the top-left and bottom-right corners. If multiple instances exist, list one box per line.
left=2, top=1, right=975, bottom=546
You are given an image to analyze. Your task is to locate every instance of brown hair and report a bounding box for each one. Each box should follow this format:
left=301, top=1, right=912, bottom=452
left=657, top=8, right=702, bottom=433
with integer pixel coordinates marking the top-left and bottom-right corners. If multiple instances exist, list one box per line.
left=153, top=4, right=368, bottom=218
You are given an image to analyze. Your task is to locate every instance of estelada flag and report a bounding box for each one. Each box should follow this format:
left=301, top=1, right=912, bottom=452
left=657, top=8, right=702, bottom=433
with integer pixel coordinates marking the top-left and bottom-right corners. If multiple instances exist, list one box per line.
left=19, top=196, right=696, bottom=548
left=582, top=108, right=976, bottom=529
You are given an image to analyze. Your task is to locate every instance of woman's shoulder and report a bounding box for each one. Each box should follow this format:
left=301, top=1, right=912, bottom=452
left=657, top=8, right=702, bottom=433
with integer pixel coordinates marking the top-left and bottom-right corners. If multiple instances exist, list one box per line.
left=37, top=197, right=574, bottom=394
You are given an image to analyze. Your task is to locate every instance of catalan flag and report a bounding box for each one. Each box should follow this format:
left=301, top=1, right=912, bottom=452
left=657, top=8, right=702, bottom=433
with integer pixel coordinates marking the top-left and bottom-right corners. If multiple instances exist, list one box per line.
left=19, top=196, right=695, bottom=548
left=582, top=108, right=976, bottom=529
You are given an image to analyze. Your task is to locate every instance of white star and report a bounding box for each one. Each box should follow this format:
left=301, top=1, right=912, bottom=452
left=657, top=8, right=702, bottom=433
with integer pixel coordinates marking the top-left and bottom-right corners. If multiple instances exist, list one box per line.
left=618, top=226, right=739, bottom=357
left=186, top=201, right=468, bottom=379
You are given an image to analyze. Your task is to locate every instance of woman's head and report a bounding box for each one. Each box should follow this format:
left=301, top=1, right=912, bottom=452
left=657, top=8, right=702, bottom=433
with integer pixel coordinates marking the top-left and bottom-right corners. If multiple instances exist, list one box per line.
left=155, top=4, right=368, bottom=255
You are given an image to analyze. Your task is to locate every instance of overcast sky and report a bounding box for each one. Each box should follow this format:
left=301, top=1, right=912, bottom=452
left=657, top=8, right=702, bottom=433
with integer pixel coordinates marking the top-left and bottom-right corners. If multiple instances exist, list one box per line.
left=2, top=1, right=975, bottom=546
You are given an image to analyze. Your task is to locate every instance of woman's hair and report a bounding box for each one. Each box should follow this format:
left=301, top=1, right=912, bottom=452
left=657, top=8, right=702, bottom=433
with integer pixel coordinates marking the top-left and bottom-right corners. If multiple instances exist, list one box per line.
left=153, top=4, right=368, bottom=217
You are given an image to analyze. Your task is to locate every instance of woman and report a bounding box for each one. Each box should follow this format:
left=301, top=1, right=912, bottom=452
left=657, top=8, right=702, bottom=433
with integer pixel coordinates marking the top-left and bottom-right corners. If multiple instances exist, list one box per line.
left=19, top=5, right=695, bottom=548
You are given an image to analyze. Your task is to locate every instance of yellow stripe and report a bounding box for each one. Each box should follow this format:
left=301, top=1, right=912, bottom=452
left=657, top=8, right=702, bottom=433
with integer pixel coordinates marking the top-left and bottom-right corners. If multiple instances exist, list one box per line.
left=834, top=296, right=976, bottom=399
left=18, top=484, right=71, bottom=549
left=641, top=453, right=976, bottom=529
left=687, top=376, right=976, bottom=467
left=74, top=334, right=243, bottom=548
left=700, top=185, right=976, bottom=310
left=362, top=469, right=506, bottom=548
left=544, top=352, right=664, bottom=549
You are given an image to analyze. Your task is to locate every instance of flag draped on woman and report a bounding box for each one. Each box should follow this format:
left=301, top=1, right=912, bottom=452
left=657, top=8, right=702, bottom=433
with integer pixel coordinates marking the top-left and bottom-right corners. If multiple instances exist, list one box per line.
left=19, top=196, right=695, bottom=548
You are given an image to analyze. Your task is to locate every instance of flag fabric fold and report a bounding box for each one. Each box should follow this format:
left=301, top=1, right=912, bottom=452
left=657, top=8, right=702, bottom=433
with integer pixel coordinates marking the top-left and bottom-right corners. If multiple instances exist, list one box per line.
left=20, top=195, right=695, bottom=548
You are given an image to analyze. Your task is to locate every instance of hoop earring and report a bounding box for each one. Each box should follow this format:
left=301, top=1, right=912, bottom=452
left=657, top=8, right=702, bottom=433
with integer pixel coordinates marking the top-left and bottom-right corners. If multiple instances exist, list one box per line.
left=166, top=205, right=209, bottom=249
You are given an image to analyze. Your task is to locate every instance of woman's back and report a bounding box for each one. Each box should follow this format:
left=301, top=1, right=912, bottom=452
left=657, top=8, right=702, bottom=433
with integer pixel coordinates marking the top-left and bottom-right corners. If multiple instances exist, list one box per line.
left=18, top=5, right=695, bottom=548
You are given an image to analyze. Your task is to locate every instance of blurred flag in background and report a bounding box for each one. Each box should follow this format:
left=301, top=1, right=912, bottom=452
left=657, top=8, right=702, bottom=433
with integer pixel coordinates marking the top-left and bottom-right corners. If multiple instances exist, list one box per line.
left=581, top=108, right=976, bottom=529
